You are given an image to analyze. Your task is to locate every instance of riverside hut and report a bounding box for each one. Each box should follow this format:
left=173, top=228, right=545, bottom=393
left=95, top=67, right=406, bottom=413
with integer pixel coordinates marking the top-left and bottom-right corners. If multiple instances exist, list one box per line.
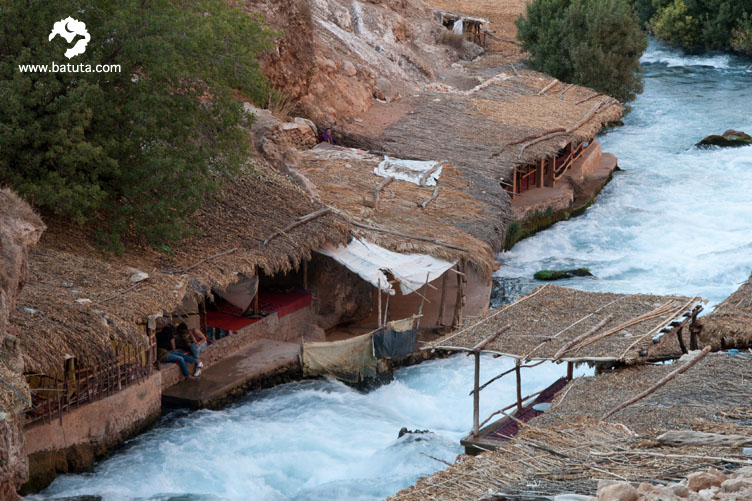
left=339, top=67, right=622, bottom=239
left=422, top=285, right=703, bottom=454
left=698, top=272, right=752, bottom=350
left=296, top=144, right=499, bottom=331
left=392, top=351, right=752, bottom=500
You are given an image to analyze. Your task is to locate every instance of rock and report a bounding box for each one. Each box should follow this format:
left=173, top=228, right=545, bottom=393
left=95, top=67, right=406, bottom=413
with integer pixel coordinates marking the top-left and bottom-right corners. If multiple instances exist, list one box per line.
left=333, top=8, right=352, bottom=31
left=129, top=271, right=149, bottom=283
left=319, top=57, right=337, bottom=74
left=721, top=476, right=751, bottom=493
left=597, top=482, right=639, bottom=501
left=696, top=129, right=752, bottom=148
left=462, top=40, right=485, bottom=60
left=668, top=483, right=690, bottom=498
left=294, top=117, right=318, bottom=138
left=687, top=471, right=723, bottom=492
left=75, top=298, right=92, bottom=305
left=534, top=268, right=594, bottom=281
left=342, top=61, right=358, bottom=77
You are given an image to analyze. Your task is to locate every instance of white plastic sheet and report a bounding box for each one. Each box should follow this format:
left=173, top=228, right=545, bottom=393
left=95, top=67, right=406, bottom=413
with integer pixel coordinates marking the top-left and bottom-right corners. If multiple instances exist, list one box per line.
left=373, top=156, right=442, bottom=186
left=452, top=18, right=464, bottom=35
left=214, top=274, right=258, bottom=312
left=317, top=239, right=456, bottom=295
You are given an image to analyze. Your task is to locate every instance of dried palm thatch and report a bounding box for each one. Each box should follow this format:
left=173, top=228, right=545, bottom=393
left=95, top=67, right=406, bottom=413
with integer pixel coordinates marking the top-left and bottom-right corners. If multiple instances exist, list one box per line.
left=296, top=147, right=497, bottom=278
left=533, top=352, right=752, bottom=435
left=391, top=416, right=752, bottom=500
left=699, top=274, right=752, bottom=350
left=428, top=285, right=701, bottom=362
left=13, top=166, right=349, bottom=373
left=340, top=70, right=622, bottom=252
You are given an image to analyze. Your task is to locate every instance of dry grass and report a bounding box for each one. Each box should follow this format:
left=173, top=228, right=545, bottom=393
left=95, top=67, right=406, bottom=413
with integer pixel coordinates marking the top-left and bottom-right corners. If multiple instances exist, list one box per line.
left=699, top=273, right=752, bottom=350
left=429, top=285, right=700, bottom=362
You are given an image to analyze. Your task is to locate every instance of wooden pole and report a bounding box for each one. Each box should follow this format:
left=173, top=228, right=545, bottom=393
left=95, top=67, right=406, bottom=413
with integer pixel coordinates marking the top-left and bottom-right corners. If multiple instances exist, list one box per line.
left=383, top=290, right=390, bottom=327
left=515, top=361, right=523, bottom=412
left=567, top=361, right=574, bottom=381
left=303, top=260, right=309, bottom=290
left=416, top=273, right=430, bottom=330
left=546, top=156, right=555, bottom=187
left=452, top=262, right=464, bottom=328
left=437, top=272, right=448, bottom=327
left=473, top=351, right=481, bottom=437
left=377, top=278, right=382, bottom=329
left=253, top=267, right=260, bottom=316
left=602, top=346, right=711, bottom=420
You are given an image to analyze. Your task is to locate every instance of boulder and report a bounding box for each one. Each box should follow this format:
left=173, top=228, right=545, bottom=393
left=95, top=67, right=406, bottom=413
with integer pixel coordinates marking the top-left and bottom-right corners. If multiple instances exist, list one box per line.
left=342, top=61, right=358, bottom=77
left=696, top=129, right=752, bottom=148
left=597, top=482, right=639, bottom=501
left=534, top=268, right=593, bottom=281
left=687, top=471, right=724, bottom=492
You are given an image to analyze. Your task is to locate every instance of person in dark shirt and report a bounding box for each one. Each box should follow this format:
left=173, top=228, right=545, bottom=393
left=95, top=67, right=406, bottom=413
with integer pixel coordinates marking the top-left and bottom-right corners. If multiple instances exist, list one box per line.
left=156, top=324, right=203, bottom=377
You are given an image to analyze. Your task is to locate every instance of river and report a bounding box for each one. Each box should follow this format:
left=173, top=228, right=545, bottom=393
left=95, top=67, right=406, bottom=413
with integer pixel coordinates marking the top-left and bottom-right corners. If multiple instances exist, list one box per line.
left=31, top=43, right=752, bottom=500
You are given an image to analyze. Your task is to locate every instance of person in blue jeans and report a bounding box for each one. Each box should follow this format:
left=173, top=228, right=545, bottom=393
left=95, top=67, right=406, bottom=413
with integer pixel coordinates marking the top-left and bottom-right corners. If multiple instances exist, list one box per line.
left=157, top=325, right=203, bottom=377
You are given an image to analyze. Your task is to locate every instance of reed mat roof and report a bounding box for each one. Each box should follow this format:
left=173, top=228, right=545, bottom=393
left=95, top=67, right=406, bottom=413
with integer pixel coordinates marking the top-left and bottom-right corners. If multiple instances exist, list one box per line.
left=297, top=146, right=497, bottom=277
left=699, top=273, right=752, bottom=350
left=392, top=413, right=752, bottom=500
left=534, top=351, right=752, bottom=435
left=12, top=166, right=348, bottom=372
left=429, top=284, right=701, bottom=362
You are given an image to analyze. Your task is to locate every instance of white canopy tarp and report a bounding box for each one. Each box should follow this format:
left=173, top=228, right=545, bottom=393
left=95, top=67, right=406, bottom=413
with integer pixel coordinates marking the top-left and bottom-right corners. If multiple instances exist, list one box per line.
left=374, top=156, right=442, bottom=186
left=317, top=239, right=456, bottom=295
left=214, top=274, right=258, bottom=312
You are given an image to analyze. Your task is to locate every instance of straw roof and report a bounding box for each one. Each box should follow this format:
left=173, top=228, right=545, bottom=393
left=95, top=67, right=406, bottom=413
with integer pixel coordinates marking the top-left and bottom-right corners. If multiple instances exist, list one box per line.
left=699, top=273, right=752, bottom=350
left=12, top=166, right=348, bottom=372
left=428, top=285, right=702, bottom=362
left=296, top=146, right=497, bottom=277
left=341, top=71, right=622, bottom=250
left=533, top=351, right=752, bottom=435
left=392, top=414, right=752, bottom=500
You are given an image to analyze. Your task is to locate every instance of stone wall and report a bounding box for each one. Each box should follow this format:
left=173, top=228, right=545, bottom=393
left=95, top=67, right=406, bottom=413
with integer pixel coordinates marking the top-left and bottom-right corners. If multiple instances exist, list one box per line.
left=22, top=374, right=162, bottom=493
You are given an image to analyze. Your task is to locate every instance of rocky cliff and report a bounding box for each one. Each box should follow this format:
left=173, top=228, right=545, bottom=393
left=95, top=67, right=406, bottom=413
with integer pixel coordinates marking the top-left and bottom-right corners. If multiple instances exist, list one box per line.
left=0, top=189, right=45, bottom=500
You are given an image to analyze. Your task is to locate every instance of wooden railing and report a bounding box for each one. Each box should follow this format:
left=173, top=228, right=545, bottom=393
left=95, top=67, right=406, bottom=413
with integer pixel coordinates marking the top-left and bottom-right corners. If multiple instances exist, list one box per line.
left=23, top=338, right=157, bottom=426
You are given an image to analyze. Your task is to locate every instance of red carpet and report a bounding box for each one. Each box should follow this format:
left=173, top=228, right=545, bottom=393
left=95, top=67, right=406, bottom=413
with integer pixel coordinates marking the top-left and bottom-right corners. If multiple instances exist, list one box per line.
left=205, top=291, right=312, bottom=331
left=487, top=377, right=569, bottom=441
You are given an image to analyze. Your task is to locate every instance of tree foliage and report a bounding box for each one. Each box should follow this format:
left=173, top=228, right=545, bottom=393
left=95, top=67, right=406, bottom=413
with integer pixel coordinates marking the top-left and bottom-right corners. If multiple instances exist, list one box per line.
left=633, top=0, right=752, bottom=55
left=0, top=0, right=274, bottom=252
left=516, top=0, right=648, bottom=103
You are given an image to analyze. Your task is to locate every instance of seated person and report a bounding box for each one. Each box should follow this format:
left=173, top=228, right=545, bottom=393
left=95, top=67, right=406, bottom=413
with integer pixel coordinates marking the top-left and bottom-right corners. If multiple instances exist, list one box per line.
left=319, top=126, right=334, bottom=144
left=176, top=323, right=209, bottom=358
left=156, top=324, right=203, bottom=377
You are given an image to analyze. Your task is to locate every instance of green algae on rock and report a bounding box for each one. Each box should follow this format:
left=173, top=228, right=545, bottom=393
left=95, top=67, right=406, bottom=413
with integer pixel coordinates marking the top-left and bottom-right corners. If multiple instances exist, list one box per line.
left=696, top=130, right=752, bottom=148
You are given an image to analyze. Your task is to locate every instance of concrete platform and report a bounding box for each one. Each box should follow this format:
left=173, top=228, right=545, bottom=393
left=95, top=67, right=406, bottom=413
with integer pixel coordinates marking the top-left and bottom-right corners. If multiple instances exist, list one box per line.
left=161, top=338, right=301, bottom=409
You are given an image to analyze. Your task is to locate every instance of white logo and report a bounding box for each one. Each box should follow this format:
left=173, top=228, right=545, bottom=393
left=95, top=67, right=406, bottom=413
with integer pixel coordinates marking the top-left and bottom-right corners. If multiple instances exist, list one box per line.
left=49, top=17, right=90, bottom=59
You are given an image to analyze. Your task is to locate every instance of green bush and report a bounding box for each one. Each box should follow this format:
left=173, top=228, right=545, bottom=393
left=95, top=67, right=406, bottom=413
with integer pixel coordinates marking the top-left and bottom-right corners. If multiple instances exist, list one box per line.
left=634, top=0, right=752, bottom=54
left=516, top=0, right=647, bottom=102
left=0, top=0, right=274, bottom=252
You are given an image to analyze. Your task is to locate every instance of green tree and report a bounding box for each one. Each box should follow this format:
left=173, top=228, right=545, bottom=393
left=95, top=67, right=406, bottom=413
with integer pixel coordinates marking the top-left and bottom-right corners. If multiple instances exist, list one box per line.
left=516, top=0, right=648, bottom=102
left=0, top=0, right=274, bottom=252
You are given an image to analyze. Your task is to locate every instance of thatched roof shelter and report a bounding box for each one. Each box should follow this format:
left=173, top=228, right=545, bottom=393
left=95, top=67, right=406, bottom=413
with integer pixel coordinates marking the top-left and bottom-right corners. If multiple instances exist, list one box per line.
left=296, top=145, right=497, bottom=278
left=532, top=351, right=752, bottom=435
left=428, top=285, right=702, bottom=363
left=12, top=166, right=348, bottom=372
left=340, top=70, right=622, bottom=250
left=392, top=413, right=752, bottom=500
left=393, top=352, right=752, bottom=499
left=699, top=273, right=752, bottom=350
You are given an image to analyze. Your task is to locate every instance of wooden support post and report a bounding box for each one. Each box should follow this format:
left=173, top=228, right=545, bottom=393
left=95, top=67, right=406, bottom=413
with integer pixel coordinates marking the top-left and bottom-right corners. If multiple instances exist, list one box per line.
left=537, top=159, right=544, bottom=188
left=437, top=272, right=448, bottom=327
left=416, top=273, right=430, bottom=330
left=383, top=291, right=390, bottom=327
left=515, top=361, right=523, bottom=412
left=567, top=361, right=574, bottom=381
left=452, top=262, right=465, bottom=328
left=472, top=351, right=481, bottom=437
left=377, top=278, right=382, bottom=329
left=546, top=156, right=555, bottom=187
left=303, top=260, right=309, bottom=290
left=253, top=267, right=260, bottom=316
left=511, top=168, right=517, bottom=199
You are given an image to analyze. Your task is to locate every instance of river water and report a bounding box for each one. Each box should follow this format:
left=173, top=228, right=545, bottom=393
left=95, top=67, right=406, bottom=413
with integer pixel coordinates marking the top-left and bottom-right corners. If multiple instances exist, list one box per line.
left=498, top=42, right=752, bottom=307
left=33, top=43, right=752, bottom=500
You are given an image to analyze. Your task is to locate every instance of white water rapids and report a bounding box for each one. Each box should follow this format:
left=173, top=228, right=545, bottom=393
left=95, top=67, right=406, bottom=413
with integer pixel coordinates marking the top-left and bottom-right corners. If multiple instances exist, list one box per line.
left=32, top=43, right=752, bottom=500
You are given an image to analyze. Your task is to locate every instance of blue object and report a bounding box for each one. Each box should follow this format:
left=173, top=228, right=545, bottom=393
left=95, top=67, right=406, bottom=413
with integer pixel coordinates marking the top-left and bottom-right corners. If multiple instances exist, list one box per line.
left=728, top=349, right=740, bottom=357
